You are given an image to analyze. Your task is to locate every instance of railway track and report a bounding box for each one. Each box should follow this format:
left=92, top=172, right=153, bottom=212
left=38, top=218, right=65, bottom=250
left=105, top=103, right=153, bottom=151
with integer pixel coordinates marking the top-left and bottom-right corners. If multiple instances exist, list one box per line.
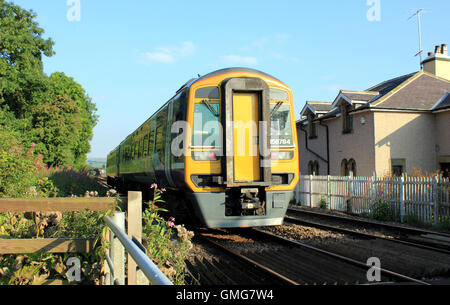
left=286, top=207, right=450, bottom=254
left=264, top=207, right=450, bottom=281
left=189, top=228, right=429, bottom=285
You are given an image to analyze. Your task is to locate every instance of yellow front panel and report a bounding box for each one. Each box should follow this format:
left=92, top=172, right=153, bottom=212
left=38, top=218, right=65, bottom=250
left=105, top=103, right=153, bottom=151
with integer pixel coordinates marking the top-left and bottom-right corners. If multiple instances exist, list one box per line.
left=233, top=93, right=260, bottom=182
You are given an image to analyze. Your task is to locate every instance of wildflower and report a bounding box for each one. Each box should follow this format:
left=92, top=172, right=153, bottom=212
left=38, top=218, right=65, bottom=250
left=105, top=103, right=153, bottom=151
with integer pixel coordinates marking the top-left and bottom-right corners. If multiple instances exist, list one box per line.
left=31, top=143, right=36, bottom=148
left=168, top=217, right=175, bottom=228
left=150, top=183, right=157, bottom=189
left=161, top=188, right=166, bottom=193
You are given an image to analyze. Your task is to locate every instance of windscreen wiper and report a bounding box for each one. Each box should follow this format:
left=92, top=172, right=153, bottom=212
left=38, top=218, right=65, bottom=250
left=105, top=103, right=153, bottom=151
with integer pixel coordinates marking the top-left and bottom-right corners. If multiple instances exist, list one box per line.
left=202, top=99, right=219, bottom=117
left=270, top=102, right=283, bottom=118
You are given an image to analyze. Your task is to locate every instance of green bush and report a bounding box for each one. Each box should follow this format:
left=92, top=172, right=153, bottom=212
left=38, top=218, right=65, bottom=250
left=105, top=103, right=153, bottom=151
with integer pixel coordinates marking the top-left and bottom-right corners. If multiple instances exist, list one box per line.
left=320, top=198, right=328, bottom=209
left=0, top=131, right=55, bottom=198
left=142, top=185, right=193, bottom=285
left=371, top=193, right=394, bottom=222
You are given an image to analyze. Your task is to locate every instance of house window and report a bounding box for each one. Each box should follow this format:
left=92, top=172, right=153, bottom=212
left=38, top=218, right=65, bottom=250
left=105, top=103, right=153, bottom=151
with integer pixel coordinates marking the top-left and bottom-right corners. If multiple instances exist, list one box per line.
left=341, top=159, right=348, bottom=176
left=308, top=161, right=319, bottom=175
left=391, top=159, right=406, bottom=177
left=441, top=163, right=450, bottom=178
left=341, top=159, right=357, bottom=176
left=348, top=159, right=357, bottom=177
left=342, top=104, right=353, bottom=134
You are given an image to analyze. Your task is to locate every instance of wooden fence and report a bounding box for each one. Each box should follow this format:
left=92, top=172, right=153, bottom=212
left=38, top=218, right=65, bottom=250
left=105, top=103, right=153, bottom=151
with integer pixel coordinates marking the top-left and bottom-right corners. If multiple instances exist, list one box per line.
left=295, top=174, right=450, bottom=225
left=0, top=197, right=117, bottom=284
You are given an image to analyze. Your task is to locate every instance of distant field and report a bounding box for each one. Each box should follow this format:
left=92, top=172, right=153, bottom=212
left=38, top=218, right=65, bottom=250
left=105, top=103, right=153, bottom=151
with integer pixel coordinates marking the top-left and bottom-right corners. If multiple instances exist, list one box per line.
left=87, top=158, right=106, bottom=168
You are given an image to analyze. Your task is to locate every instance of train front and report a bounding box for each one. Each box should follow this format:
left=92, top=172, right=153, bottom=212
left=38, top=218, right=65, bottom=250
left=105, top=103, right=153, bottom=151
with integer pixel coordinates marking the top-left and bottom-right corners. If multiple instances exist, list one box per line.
left=183, top=68, right=299, bottom=228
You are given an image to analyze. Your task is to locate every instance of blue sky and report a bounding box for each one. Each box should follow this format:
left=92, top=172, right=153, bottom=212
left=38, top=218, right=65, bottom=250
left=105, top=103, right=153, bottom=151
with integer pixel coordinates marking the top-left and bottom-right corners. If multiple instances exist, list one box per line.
left=11, top=0, right=450, bottom=159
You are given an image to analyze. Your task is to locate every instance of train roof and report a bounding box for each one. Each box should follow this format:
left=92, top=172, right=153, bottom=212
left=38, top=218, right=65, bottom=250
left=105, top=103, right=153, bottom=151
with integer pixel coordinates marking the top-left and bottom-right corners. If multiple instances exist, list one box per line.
left=107, top=68, right=286, bottom=156
left=194, top=67, right=283, bottom=84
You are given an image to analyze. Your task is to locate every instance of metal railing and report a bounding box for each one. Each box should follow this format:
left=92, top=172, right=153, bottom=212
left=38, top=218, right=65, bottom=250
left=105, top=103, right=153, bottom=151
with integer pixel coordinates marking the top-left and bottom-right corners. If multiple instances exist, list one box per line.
left=102, top=192, right=173, bottom=285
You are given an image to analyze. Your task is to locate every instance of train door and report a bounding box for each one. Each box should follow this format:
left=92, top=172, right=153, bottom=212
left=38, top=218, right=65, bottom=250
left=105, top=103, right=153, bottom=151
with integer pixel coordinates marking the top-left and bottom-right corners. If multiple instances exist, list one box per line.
left=233, top=92, right=261, bottom=182
left=223, top=78, right=271, bottom=187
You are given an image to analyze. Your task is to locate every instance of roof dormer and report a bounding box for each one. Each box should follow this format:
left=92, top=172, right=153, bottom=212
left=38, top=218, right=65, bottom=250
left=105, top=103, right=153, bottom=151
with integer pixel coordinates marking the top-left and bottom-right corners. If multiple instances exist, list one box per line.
left=331, top=90, right=379, bottom=109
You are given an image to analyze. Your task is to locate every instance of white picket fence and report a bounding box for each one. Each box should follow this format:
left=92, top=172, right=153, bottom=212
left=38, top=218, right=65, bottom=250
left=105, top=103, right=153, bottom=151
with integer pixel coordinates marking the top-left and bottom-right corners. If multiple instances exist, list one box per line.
left=294, top=174, right=450, bottom=225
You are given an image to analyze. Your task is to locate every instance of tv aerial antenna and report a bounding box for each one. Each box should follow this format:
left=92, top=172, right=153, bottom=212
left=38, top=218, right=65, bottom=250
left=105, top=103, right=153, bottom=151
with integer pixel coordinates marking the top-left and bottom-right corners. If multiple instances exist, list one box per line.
left=408, top=9, right=429, bottom=70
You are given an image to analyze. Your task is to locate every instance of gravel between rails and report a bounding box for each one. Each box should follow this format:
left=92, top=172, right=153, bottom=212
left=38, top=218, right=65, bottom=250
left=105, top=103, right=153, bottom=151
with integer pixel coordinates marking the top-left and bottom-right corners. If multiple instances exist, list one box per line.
left=195, top=229, right=380, bottom=285
left=261, top=222, right=450, bottom=279
left=185, top=236, right=288, bottom=285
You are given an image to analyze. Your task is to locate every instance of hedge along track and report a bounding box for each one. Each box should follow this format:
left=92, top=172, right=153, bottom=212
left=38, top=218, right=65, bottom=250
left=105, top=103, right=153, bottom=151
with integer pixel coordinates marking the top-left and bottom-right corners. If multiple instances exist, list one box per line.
left=286, top=207, right=450, bottom=254
left=196, top=228, right=429, bottom=285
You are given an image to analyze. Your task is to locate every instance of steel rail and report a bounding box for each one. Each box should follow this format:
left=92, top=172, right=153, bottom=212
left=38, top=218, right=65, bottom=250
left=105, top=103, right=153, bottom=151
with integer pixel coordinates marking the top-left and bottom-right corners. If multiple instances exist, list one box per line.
left=197, top=233, right=300, bottom=285
left=284, top=216, right=450, bottom=255
left=287, top=208, right=450, bottom=238
left=251, top=228, right=431, bottom=285
left=103, top=216, right=173, bottom=285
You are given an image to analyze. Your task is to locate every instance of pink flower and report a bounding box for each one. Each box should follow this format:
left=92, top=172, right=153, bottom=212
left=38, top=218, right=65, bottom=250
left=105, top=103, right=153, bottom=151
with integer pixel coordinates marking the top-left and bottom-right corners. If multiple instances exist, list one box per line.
left=161, top=188, right=166, bottom=193
left=168, top=217, right=175, bottom=228
left=31, top=143, right=36, bottom=148
left=150, top=183, right=157, bottom=189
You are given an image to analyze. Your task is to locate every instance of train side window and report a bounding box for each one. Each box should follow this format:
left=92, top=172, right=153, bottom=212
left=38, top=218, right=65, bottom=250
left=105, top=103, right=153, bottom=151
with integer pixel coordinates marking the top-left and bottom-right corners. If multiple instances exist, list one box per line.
left=171, top=94, right=187, bottom=161
left=130, top=142, right=134, bottom=160
left=143, top=135, right=149, bottom=156
left=155, top=108, right=168, bottom=165
left=134, top=141, right=138, bottom=160
left=149, top=126, right=155, bottom=155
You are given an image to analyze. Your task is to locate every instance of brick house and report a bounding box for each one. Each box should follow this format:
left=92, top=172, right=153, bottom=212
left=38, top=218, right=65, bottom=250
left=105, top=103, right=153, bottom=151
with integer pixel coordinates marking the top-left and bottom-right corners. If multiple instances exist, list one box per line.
left=297, top=44, right=450, bottom=177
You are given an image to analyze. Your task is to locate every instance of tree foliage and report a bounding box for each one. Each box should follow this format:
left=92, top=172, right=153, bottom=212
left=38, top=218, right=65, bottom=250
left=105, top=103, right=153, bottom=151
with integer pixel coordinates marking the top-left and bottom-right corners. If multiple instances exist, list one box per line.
left=0, top=1, right=98, bottom=169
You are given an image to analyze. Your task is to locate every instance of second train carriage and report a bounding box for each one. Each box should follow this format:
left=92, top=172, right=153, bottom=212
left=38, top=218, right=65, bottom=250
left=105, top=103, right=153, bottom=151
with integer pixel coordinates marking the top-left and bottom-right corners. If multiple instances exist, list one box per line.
left=107, top=68, right=299, bottom=228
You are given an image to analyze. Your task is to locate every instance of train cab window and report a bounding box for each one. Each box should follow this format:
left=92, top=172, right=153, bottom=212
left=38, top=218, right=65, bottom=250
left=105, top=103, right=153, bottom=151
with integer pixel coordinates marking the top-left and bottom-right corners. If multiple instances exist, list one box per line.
left=192, top=102, right=221, bottom=147
left=270, top=103, right=293, bottom=147
left=195, top=87, right=220, bottom=99
left=270, top=88, right=289, bottom=101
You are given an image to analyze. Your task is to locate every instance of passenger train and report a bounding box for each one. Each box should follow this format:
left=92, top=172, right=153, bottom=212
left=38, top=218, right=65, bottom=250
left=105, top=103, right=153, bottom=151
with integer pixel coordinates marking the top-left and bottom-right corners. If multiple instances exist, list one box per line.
left=107, top=68, right=299, bottom=228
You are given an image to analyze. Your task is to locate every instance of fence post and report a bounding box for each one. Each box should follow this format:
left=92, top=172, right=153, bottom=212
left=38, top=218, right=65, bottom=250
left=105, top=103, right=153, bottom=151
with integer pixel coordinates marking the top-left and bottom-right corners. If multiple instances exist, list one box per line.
left=327, top=175, right=331, bottom=210
left=309, top=175, right=313, bottom=208
left=370, top=174, right=376, bottom=204
left=399, top=175, right=405, bottom=223
left=127, top=191, right=149, bottom=285
left=110, top=212, right=126, bottom=285
left=433, top=176, right=439, bottom=225
left=347, top=174, right=353, bottom=213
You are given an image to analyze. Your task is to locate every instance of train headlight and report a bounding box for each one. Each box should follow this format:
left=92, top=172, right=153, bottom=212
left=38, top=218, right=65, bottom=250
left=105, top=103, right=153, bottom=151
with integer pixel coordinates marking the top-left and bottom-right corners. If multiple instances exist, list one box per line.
left=192, top=151, right=220, bottom=161
left=270, top=151, right=294, bottom=160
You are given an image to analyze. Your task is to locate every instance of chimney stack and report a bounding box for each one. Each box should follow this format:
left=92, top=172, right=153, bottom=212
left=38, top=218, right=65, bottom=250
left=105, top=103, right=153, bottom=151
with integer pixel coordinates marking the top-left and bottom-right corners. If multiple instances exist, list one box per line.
left=422, top=43, right=450, bottom=81
left=442, top=44, right=448, bottom=56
